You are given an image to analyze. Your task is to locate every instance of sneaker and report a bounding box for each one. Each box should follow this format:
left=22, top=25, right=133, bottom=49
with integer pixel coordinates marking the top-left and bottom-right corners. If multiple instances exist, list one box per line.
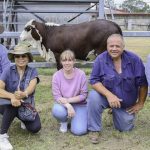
left=59, top=122, right=68, bottom=133
left=0, top=133, right=13, bottom=150
left=21, top=122, right=26, bottom=130
left=89, top=131, right=100, bottom=144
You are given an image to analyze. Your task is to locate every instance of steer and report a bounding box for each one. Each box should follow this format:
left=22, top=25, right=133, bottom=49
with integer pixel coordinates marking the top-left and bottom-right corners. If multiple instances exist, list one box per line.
left=20, top=19, right=122, bottom=69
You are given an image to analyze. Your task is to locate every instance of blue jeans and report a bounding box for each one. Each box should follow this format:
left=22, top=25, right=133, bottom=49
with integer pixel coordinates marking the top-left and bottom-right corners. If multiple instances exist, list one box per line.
left=87, top=90, right=135, bottom=132
left=52, top=103, right=87, bottom=135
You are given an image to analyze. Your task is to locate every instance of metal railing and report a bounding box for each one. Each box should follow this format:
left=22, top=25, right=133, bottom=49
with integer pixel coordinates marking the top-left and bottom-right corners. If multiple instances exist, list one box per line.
left=1, top=31, right=150, bottom=38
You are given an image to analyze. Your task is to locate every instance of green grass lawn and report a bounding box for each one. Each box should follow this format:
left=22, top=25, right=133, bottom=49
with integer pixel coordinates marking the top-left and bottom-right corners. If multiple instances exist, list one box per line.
left=6, top=37, right=150, bottom=149
left=9, top=81, right=150, bottom=150
left=124, top=37, right=150, bottom=62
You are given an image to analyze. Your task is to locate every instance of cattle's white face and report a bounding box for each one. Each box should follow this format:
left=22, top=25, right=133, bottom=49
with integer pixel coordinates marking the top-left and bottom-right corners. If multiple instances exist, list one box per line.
left=20, top=20, right=35, bottom=41
left=20, top=20, right=43, bottom=48
left=20, top=20, right=56, bottom=63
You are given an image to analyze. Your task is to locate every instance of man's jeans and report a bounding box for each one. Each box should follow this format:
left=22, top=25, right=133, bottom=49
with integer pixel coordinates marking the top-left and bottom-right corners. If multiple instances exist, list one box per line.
left=87, top=90, right=135, bottom=132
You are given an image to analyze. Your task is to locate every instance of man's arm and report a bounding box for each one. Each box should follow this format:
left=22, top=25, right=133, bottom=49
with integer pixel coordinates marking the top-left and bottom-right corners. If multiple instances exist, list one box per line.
left=92, top=82, right=122, bottom=108
left=127, top=85, right=148, bottom=114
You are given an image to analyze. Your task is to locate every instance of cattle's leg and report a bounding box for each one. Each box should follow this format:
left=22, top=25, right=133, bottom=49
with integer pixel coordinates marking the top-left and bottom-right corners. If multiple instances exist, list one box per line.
left=54, top=53, right=62, bottom=70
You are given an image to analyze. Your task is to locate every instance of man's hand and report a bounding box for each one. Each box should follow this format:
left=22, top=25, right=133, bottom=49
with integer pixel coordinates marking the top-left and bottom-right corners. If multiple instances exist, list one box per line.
left=127, top=102, right=144, bottom=114
left=106, top=93, right=122, bottom=108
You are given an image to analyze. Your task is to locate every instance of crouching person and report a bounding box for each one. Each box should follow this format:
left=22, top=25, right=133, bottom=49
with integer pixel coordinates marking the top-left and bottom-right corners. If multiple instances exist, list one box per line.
left=88, top=34, right=148, bottom=144
left=0, top=43, right=41, bottom=150
left=52, top=50, right=88, bottom=135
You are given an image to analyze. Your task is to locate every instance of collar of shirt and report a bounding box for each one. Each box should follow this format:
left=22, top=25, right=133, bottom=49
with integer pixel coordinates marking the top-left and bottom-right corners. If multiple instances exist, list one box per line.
left=11, top=65, right=30, bottom=89
left=104, top=50, right=131, bottom=70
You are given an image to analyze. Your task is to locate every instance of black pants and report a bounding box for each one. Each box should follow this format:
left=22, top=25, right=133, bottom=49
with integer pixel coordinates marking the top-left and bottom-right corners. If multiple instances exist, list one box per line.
left=0, top=105, right=41, bottom=134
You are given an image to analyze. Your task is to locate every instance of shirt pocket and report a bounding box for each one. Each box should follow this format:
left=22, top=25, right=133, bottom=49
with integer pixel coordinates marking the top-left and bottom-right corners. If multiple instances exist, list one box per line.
left=102, top=75, right=115, bottom=91
left=123, top=77, right=135, bottom=92
left=7, top=78, right=18, bottom=92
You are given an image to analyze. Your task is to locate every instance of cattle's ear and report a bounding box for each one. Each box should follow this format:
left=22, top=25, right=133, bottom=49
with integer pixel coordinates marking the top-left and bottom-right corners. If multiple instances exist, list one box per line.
left=32, top=20, right=37, bottom=28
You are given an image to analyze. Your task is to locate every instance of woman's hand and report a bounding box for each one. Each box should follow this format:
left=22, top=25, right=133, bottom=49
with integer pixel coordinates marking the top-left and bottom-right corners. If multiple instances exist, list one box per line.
left=64, top=103, right=75, bottom=118
left=58, top=97, right=68, bottom=104
left=10, top=95, right=21, bottom=107
left=14, top=90, right=26, bottom=99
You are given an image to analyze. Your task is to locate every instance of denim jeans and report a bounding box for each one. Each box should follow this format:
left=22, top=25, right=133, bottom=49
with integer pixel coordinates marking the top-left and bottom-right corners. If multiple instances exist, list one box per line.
left=52, top=103, right=87, bottom=135
left=87, top=90, right=135, bottom=132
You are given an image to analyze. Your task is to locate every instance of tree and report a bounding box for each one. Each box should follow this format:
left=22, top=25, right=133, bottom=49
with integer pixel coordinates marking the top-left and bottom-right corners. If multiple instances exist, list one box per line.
left=105, top=0, right=117, bottom=9
left=120, top=0, right=150, bottom=13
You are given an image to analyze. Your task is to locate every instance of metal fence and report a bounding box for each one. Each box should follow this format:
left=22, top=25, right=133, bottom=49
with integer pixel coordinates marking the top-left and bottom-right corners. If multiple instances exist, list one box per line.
left=0, top=31, right=150, bottom=68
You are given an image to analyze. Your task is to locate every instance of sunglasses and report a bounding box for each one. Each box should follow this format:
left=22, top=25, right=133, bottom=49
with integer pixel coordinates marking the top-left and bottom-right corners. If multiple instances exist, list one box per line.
left=14, top=54, right=28, bottom=58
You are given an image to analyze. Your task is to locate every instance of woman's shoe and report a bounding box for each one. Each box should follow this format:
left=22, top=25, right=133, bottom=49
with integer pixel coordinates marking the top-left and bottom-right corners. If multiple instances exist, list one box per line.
left=0, top=133, right=13, bottom=150
left=21, top=122, right=26, bottom=130
left=59, top=122, right=68, bottom=133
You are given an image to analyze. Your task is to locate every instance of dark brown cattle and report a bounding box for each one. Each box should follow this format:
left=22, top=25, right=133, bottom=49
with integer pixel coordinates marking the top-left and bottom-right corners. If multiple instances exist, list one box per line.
left=20, top=19, right=122, bottom=69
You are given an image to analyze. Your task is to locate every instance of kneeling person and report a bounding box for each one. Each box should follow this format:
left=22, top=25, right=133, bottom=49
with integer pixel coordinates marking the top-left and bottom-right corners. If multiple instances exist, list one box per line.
left=88, top=34, right=148, bottom=144
left=0, top=43, right=41, bottom=150
left=52, top=50, right=88, bottom=135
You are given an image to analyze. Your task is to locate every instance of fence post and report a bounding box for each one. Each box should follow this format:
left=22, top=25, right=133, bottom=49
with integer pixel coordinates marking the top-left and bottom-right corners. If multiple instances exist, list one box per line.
left=128, top=19, right=133, bottom=30
left=98, top=0, right=104, bottom=19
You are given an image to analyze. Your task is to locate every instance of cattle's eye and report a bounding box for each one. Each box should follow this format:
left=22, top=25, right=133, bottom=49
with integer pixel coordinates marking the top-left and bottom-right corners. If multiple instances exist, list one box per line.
left=24, top=26, right=32, bottom=32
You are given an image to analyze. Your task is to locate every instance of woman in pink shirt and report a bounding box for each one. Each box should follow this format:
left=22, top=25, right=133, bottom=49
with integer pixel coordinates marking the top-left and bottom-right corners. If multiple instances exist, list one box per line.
left=52, top=50, right=88, bottom=135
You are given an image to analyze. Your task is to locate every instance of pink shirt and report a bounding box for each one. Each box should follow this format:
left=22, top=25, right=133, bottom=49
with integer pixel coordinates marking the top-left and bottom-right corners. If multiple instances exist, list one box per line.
left=52, top=68, right=88, bottom=104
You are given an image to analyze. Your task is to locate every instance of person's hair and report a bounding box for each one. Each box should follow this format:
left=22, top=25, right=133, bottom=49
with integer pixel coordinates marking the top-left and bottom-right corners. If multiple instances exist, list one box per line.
left=107, top=34, right=124, bottom=47
left=60, top=50, right=75, bottom=61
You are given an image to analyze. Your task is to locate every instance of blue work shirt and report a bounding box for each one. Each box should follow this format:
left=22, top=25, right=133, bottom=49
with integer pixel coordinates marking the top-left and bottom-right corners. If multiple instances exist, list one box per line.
left=0, top=65, right=39, bottom=105
left=0, top=44, right=10, bottom=76
left=90, top=50, right=148, bottom=108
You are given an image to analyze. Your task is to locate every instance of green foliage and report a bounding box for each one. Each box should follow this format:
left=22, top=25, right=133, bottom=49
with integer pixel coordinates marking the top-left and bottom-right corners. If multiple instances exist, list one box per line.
left=105, top=0, right=117, bottom=9
left=121, top=0, right=150, bottom=12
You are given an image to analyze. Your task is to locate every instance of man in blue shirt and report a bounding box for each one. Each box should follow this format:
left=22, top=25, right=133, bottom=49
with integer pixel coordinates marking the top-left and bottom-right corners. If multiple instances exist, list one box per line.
left=88, top=34, right=148, bottom=144
left=0, top=24, right=10, bottom=76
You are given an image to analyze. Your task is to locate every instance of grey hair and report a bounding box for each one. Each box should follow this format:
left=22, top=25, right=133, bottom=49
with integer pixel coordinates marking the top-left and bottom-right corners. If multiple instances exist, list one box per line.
left=107, top=34, right=125, bottom=47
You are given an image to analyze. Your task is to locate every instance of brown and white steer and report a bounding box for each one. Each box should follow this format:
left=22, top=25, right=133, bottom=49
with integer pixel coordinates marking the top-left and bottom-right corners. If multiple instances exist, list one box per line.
left=20, top=19, right=122, bottom=69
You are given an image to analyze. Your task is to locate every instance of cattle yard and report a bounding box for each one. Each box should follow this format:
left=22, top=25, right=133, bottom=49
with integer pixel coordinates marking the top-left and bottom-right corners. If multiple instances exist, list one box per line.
left=0, top=1, right=150, bottom=150
left=0, top=0, right=150, bottom=69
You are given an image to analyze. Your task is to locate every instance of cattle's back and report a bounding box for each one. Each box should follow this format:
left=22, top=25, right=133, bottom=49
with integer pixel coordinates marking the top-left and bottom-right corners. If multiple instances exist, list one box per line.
left=21, top=19, right=122, bottom=69
left=44, top=19, right=122, bottom=59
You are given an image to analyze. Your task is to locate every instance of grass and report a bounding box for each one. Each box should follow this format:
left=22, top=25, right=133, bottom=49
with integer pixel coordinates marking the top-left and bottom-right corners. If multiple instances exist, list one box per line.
left=9, top=90, right=150, bottom=150
left=4, top=37, right=150, bottom=149
left=124, top=37, right=150, bottom=62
